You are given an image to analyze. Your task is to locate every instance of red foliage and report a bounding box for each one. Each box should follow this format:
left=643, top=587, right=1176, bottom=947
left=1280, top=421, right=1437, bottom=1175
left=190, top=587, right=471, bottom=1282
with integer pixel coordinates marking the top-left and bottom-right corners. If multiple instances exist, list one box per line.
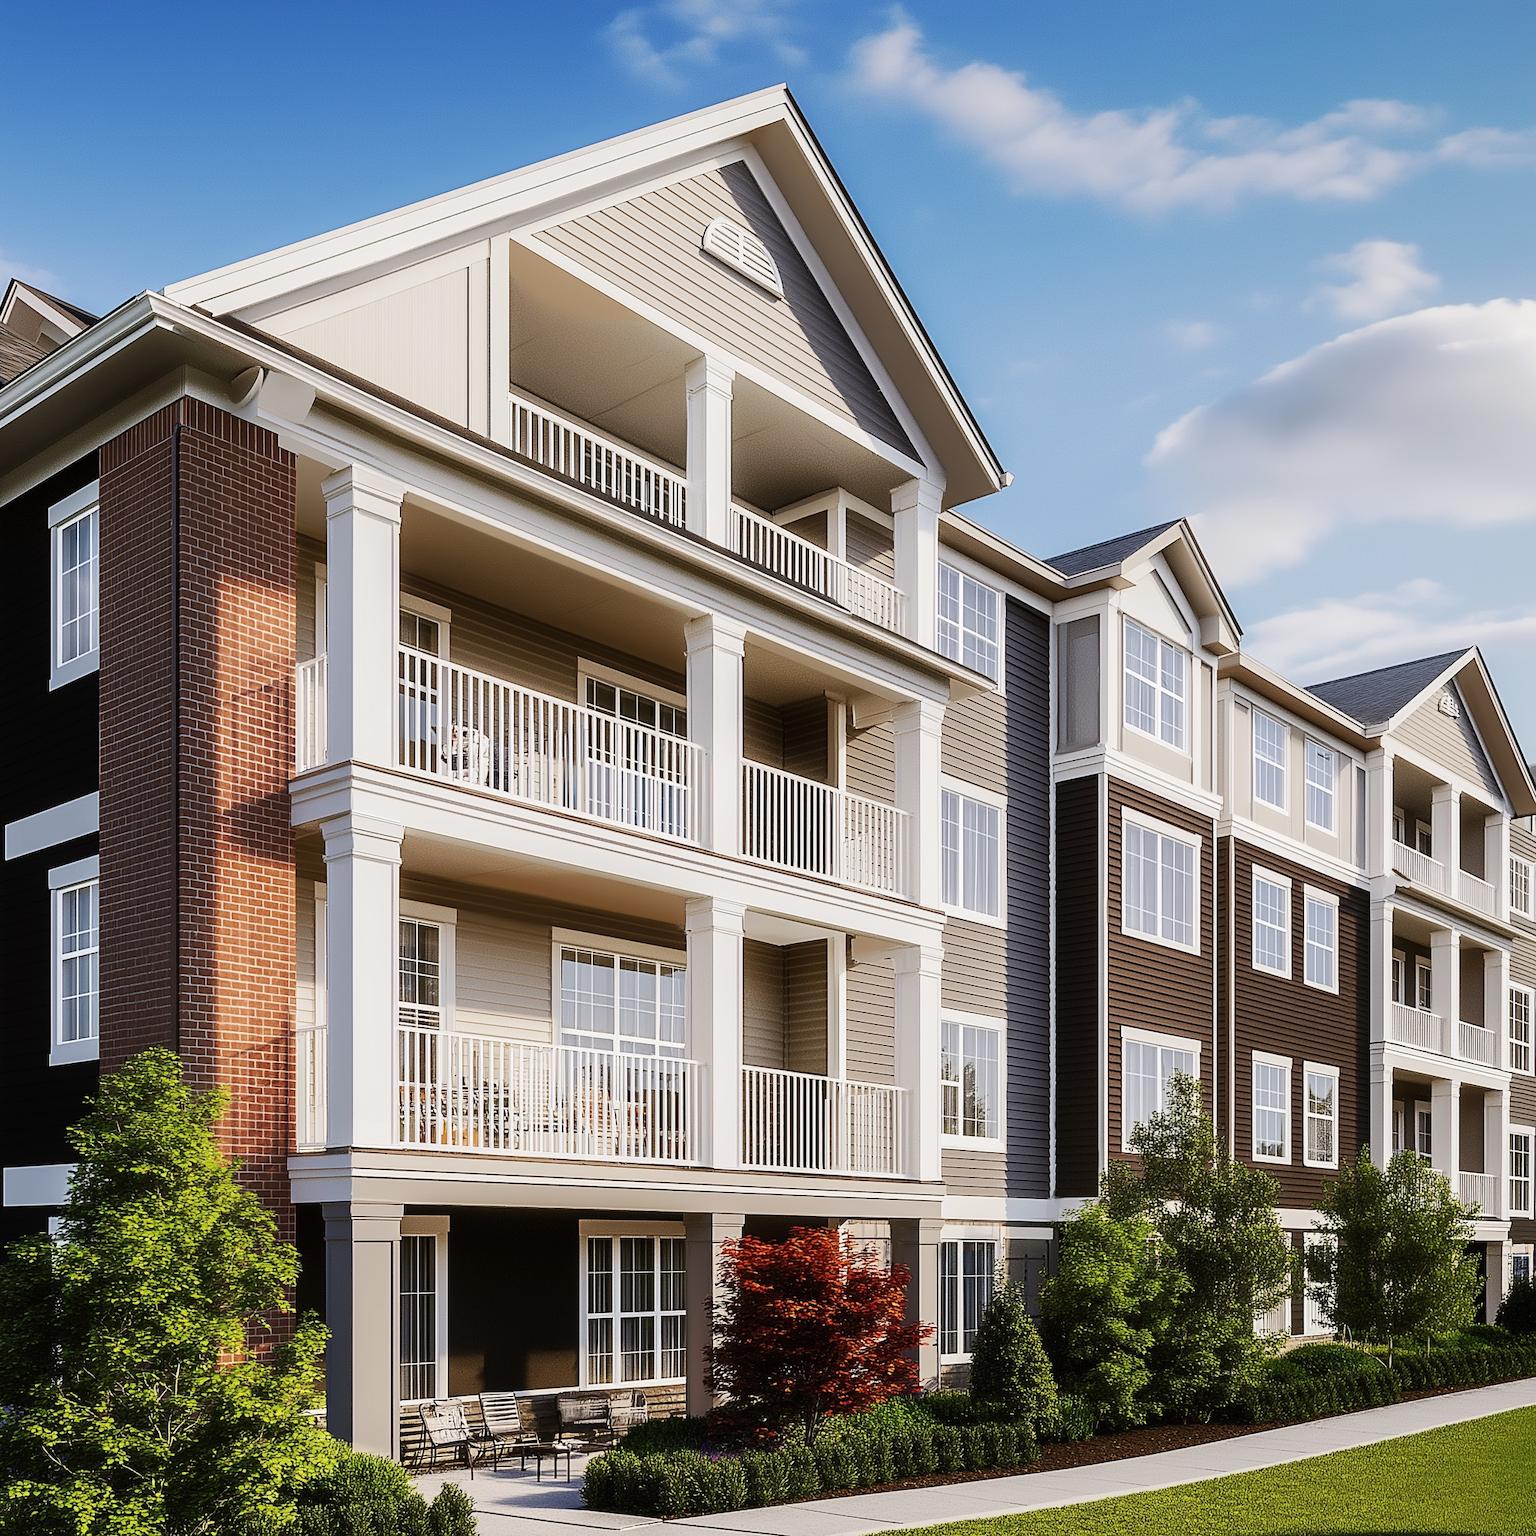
left=709, top=1226, right=930, bottom=1440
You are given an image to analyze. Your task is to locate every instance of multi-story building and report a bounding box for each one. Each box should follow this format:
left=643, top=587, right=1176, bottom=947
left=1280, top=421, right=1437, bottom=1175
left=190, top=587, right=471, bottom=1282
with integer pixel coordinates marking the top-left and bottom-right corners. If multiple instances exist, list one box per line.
left=1, top=89, right=1531, bottom=1460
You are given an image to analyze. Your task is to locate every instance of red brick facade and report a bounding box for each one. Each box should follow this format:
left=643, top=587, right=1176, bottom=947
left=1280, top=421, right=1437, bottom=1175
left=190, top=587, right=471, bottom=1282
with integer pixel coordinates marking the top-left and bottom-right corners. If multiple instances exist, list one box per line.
left=98, top=398, right=298, bottom=1254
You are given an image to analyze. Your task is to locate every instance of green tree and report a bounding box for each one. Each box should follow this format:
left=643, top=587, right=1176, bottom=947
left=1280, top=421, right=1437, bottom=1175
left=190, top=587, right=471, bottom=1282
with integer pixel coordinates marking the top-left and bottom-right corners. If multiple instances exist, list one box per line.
left=1307, top=1147, right=1480, bottom=1360
left=968, top=1281, right=1058, bottom=1429
left=0, top=1048, right=337, bottom=1535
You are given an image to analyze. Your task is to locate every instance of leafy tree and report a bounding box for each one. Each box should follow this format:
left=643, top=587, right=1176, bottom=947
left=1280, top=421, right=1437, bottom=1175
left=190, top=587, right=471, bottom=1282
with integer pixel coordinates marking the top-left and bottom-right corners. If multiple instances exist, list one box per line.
left=1307, top=1148, right=1480, bottom=1360
left=968, top=1281, right=1058, bottom=1429
left=1496, top=1273, right=1536, bottom=1334
left=709, top=1226, right=928, bottom=1442
left=0, top=1049, right=336, bottom=1535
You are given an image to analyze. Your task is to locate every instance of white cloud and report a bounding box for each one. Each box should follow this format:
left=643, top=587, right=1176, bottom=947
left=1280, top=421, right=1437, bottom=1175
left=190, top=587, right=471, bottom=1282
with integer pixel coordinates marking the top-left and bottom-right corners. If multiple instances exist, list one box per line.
left=1310, top=239, right=1438, bottom=322
left=847, top=15, right=1536, bottom=213
left=606, top=0, right=803, bottom=89
left=1163, top=319, right=1223, bottom=351
left=1144, top=300, right=1536, bottom=585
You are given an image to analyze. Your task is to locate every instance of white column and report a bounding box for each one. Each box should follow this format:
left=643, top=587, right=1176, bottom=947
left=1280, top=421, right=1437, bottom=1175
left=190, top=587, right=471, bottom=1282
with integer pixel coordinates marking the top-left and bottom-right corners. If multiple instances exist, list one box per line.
left=687, top=896, right=746, bottom=1171
left=324, top=465, right=404, bottom=767
left=1485, top=1240, right=1509, bottom=1324
left=890, top=1216, right=942, bottom=1388
left=892, top=478, right=943, bottom=648
left=893, top=943, right=944, bottom=1183
left=1432, top=926, right=1461, bottom=1048
left=1487, top=812, right=1511, bottom=915
left=1369, top=1054, right=1395, bottom=1171
left=826, top=937, right=848, bottom=1078
left=323, top=1201, right=403, bottom=1458
left=685, top=355, right=734, bottom=547
left=894, top=697, right=946, bottom=907
left=323, top=814, right=403, bottom=1150
left=1365, top=749, right=1395, bottom=877
left=1370, top=901, right=1394, bottom=1047
left=1486, top=946, right=1511, bottom=1070
left=1432, top=783, right=1461, bottom=885
left=684, top=1212, right=745, bottom=1417
left=1486, top=1086, right=1509, bottom=1221
left=1431, top=1076, right=1461, bottom=1185
left=685, top=614, right=746, bottom=857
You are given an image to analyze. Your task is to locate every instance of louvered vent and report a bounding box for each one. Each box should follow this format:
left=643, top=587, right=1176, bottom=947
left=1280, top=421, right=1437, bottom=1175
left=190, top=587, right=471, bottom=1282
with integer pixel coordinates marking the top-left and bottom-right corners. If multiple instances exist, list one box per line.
left=701, top=216, right=784, bottom=298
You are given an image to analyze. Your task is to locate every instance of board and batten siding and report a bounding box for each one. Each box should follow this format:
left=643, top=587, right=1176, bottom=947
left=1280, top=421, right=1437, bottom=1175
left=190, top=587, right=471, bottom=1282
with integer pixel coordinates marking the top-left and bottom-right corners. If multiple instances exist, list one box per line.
left=1395, top=681, right=1499, bottom=798
left=1053, top=774, right=1102, bottom=1198
left=539, top=160, right=915, bottom=457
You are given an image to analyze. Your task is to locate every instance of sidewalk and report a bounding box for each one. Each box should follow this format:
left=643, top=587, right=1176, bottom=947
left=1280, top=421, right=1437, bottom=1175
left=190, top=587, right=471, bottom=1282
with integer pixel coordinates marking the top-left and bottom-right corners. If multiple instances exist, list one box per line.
left=426, top=1376, right=1536, bottom=1536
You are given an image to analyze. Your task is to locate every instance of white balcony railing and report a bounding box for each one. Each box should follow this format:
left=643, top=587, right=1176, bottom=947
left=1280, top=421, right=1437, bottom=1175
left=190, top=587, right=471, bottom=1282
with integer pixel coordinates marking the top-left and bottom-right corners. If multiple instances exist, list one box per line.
left=1459, top=1170, right=1500, bottom=1215
left=1388, top=1003, right=1450, bottom=1056
left=507, top=388, right=688, bottom=528
left=1457, top=1019, right=1502, bottom=1068
left=1459, top=870, right=1497, bottom=918
left=296, top=1021, right=327, bottom=1151
left=398, top=646, right=705, bottom=843
left=742, top=761, right=910, bottom=897
left=397, top=1025, right=701, bottom=1163
left=1392, top=841, right=1448, bottom=895
left=728, top=505, right=906, bottom=635
left=295, top=654, right=327, bottom=772
left=740, top=1065, right=908, bottom=1177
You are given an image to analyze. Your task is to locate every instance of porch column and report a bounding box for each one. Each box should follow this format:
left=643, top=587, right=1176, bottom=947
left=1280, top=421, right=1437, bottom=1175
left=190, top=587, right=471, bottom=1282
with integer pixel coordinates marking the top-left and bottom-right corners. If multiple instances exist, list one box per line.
left=893, top=697, right=946, bottom=907
left=324, top=464, right=404, bottom=767
left=684, top=1212, right=745, bottom=1417
left=1366, top=748, right=1395, bottom=877
left=1487, top=946, right=1511, bottom=1070
left=893, top=943, right=944, bottom=1183
left=1431, top=784, right=1461, bottom=886
left=686, top=613, right=746, bottom=857
left=891, top=478, right=942, bottom=648
left=687, top=896, right=745, bottom=1171
left=1430, top=1076, right=1461, bottom=1186
left=323, top=814, right=403, bottom=1150
left=1486, top=812, right=1511, bottom=916
left=1485, top=1086, right=1510, bottom=1220
left=890, top=1216, right=942, bottom=1389
left=1369, top=1055, right=1395, bottom=1171
left=685, top=355, right=733, bottom=547
left=1486, top=1241, right=1509, bottom=1324
left=323, top=1201, right=403, bottom=1458
left=1431, top=927, right=1461, bottom=1051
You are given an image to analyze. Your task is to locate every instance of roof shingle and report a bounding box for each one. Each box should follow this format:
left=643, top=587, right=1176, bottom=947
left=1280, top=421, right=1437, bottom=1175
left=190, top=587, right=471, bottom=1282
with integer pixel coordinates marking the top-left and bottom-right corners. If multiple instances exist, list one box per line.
left=1307, top=650, right=1469, bottom=725
left=1046, top=520, right=1181, bottom=577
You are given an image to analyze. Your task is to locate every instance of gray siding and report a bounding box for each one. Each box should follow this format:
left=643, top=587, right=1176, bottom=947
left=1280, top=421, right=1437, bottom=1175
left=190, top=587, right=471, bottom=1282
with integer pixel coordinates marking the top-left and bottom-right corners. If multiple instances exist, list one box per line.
left=785, top=941, right=829, bottom=1075
left=845, top=715, right=895, bottom=803
left=744, top=939, right=788, bottom=1069
left=1056, top=615, right=1101, bottom=753
left=1396, top=682, right=1499, bottom=796
left=845, top=952, right=896, bottom=1085
left=846, top=511, right=896, bottom=582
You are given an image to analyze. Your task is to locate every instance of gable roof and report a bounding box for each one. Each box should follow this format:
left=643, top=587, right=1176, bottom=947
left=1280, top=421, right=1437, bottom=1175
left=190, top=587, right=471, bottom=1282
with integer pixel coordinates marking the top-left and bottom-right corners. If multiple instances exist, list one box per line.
left=1046, top=520, right=1181, bottom=577
left=1308, top=650, right=1469, bottom=726
left=0, top=328, right=48, bottom=385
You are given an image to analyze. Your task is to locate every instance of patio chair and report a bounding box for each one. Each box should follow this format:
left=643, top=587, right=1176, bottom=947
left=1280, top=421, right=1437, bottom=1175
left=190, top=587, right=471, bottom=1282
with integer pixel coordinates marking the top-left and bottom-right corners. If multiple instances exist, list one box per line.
left=611, top=1389, right=649, bottom=1436
left=556, top=1390, right=615, bottom=1447
left=476, top=1391, right=544, bottom=1470
left=417, top=1399, right=485, bottom=1478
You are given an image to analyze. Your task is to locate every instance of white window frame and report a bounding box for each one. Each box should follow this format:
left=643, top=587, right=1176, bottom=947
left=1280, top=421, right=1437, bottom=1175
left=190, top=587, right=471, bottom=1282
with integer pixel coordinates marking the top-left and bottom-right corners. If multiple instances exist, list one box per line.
left=1391, top=951, right=1406, bottom=1006
left=1121, top=808, right=1201, bottom=955
left=1121, top=1026, right=1201, bottom=1150
left=578, top=1220, right=687, bottom=1389
left=1415, top=958, right=1433, bottom=1013
left=1251, top=1051, right=1292, bottom=1164
left=1511, top=856, right=1534, bottom=920
left=1122, top=617, right=1188, bottom=752
left=1303, top=1062, right=1341, bottom=1170
left=1511, top=985, right=1534, bottom=1076
left=577, top=659, right=689, bottom=729
left=1251, top=867, right=1292, bottom=978
left=936, top=561, right=1002, bottom=683
left=940, top=1011, right=1005, bottom=1150
left=398, top=591, right=452, bottom=657
left=1253, top=710, right=1289, bottom=813
left=1510, top=1126, right=1534, bottom=1219
left=940, top=777, right=1006, bottom=926
left=551, top=930, right=688, bottom=1057
left=1303, top=1233, right=1335, bottom=1336
left=399, top=1215, right=450, bottom=1404
left=1414, top=1100, right=1433, bottom=1158
left=397, top=899, right=457, bottom=1032
left=49, top=481, right=100, bottom=690
left=50, top=855, right=100, bottom=1066
left=1304, top=741, right=1337, bottom=833
left=1303, top=887, right=1340, bottom=995
left=938, top=1231, right=999, bottom=1361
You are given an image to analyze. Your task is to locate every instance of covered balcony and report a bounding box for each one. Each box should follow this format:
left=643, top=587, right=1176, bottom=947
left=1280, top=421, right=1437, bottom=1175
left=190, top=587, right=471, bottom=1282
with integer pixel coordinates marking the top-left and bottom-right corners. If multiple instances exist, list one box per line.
left=1387, top=1070, right=1509, bottom=1221
left=1389, top=759, right=1507, bottom=922
left=1385, top=909, right=1508, bottom=1071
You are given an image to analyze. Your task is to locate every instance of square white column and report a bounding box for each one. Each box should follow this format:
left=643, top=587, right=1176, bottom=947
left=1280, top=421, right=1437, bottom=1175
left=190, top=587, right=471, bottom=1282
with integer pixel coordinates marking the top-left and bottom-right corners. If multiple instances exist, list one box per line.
left=324, top=465, right=404, bottom=767
left=1485, top=1087, right=1509, bottom=1220
left=893, top=943, right=944, bottom=1182
left=894, top=698, right=945, bottom=907
left=1366, top=749, right=1395, bottom=878
left=685, top=355, right=733, bottom=547
left=1370, top=901, right=1395, bottom=1047
left=1486, top=946, right=1511, bottom=1069
left=1430, top=1076, right=1461, bottom=1184
left=1431, top=927, right=1461, bottom=1043
left=687, top=896, right=746, bottom=1170
left=323, top=814, right=404, bottom=1150
left=892, top=478, right=942, bottom=648
left=1487, top=812, right=1511, bottom=915
left=890, top=1216, right=942, bottom=1388
left=685, top=614, right=746, bottom=856
left=1431, top=783, right=1461, bottom=884
left=684, top=1211, right=745, bottom=1417
left=323, top=1200, right=403, bottom=1458
left=1369, top=1055, right=1395, bottom=1171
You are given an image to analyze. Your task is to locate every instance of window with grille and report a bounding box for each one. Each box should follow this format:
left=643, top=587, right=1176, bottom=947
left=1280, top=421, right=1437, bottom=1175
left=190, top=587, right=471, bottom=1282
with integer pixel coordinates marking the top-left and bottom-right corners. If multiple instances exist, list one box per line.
left=937, top=563, right=1001, bottom=682
left=941, top=787, right=1002, bottom=918
left=1123, top=1032, right=1198, bottom=1147
left=584, top=1233, right=686, bottom=1385
left=939, top=1239, right=997, bottom=1358
left=558, top=945, right=686, bottom=1056
left=1252, top=871, right=1291, bottom=976
left=1253, top=712, right=1288, bottom=811
left=1511, top=1129, right=1534, bottom=1218
left=1123, top=618, right=1187, bottom=750
left=941, top=1017, right=1002, bottom=1142
left=1304, top=741, right=1336, bottom=831
left=400, top=1234, right=441, bottom=1402
left=50, top=483, right=99, bottom=689
left=1511, top=857, right=1533, bottom=919
left=1123, top=816, right=1198, bottom=951
left=1303, top=890, right=1338, bottom=992
left=1252, top=1055, right=1290, bottom=1161
left=399, top=918, right=443, bottom=1030
left=51, top=861, right=99, bottom=1066
left=1511, top=986, right=1534, bottom=1075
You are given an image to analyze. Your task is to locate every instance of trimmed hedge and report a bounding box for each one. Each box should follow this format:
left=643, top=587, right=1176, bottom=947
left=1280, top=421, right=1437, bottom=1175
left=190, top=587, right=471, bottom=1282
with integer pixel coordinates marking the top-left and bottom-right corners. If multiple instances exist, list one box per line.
left=1385, top=1335, right=1536, bottom=1392
left=585, top=1409, right=1040, bottom=1517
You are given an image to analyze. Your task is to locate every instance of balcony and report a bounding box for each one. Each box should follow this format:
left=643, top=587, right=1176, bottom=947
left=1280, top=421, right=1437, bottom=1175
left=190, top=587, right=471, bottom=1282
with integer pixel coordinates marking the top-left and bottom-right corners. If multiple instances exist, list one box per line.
left=740, top=1065, right=907, bottom=1178
left=1459, top=1170, right=1500, bottom=1215
left=1456, top=1018, right=1501, bottom=1068
left=1459, top=870, right=1497, bottom=918
left=1386, top=1004, right=1503, bottom=1070
left=1392, top=841, right=1448, bottom=896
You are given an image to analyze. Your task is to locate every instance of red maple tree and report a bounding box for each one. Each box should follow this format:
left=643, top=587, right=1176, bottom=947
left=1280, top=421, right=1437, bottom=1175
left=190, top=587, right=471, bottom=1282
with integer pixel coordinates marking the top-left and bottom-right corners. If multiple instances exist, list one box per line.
left=709, top=1225, right=929, bottom=1441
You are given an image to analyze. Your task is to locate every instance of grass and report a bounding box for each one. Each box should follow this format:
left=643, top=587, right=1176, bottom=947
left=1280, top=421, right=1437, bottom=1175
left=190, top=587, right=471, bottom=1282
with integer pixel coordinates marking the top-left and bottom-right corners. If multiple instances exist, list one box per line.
left=899, top=1407, right=1536, bottom=1536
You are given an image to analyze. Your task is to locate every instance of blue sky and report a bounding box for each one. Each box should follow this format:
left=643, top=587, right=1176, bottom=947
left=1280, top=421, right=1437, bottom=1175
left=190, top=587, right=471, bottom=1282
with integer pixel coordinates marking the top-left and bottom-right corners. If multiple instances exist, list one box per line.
left=5, top=1, right=1535, bottom=740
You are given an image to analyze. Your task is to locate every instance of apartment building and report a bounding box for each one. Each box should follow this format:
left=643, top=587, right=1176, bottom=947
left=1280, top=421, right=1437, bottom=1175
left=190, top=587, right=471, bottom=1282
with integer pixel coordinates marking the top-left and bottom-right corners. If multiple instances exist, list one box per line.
left=1, top=88, right=1532, bottom=1461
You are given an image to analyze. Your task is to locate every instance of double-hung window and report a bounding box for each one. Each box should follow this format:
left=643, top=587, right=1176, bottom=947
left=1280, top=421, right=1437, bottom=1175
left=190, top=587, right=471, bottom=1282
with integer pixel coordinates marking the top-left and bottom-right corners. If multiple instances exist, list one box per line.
left=1511, top=1129, right=1534, bottom=1219
left=1123, top=1029, right=1198, bottom=1147
left=1253, top=712, right=1288, bottom=811
left=399, top=1219, right=448, bottom=1403
left=1252, top=1053, right=1291, bottom=1162
left=1511, top=986, right=1534, bottom=1075
left=1252, top=870, right=1291, bottom=977
left=937, top=562, right=1000, bottom=682
left=941, top=1016, right=1003, bottom=1143
left=941, top=785, right=1003, bottom=920
left=583, top=1229, right=686, bottom=1385
left=50, top=482, right=100, bottom=690
left=558, top=939, right=686, bottom=1056
left=1303, top=889, right=1339, bottom=992
left=50, top=858, right=100, bottom=1065
left=1511, top=857, right=1534, bottom=920
left=1304, top=742, right=1337, bottom=832
left=1123, top=618, right=1187, bottom=750
left=939, top=1237, right=997, bottom=1358
left=1123, top=813, right=1198, bottom=952
left=1304, top=1063, right=1340, bottom=1169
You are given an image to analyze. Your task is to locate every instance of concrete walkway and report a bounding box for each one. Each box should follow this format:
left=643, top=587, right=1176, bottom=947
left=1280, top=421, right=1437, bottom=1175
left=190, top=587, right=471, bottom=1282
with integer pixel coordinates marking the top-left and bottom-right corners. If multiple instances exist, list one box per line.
left=421, top=1376, right=1536, bottom=1536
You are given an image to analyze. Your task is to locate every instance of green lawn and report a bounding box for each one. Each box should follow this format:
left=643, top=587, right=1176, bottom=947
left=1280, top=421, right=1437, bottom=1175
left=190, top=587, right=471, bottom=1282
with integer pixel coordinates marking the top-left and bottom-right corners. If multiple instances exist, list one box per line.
left=901, top=1408, right=1536, bottom=1536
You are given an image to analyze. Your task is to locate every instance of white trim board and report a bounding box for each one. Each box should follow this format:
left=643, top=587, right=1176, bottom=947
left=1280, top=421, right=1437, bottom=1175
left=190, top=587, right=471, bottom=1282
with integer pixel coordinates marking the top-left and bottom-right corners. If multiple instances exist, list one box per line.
left=3, top=1162, right=75, bottom=1207
left=5, top=792, right=98, bottom=860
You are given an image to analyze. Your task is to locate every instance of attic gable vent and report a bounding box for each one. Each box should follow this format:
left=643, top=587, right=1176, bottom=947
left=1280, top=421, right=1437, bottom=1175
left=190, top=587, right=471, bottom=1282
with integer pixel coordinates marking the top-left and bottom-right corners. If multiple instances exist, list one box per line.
left=701, top=216, right=783, bottom=298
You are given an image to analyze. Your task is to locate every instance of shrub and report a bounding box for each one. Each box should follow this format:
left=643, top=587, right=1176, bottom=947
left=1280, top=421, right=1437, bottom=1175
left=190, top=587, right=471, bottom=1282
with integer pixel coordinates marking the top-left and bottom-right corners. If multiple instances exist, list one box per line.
left=1497, top=1276, right=1536, bottom=1335
left=1041, top=1394, right=1097, bottom=1443
left=970, top=1284, right=1059, bottom=1431
left=241, top=1449, right=476, bottom=1535
left=618, top=1414, right=708, bottom=1454
left=1385, top=1336, right=1536, bottom=1393
left=913, top=1390, right=992, bottom=1425
left=1227, top=1342, right=1398, bottom=1425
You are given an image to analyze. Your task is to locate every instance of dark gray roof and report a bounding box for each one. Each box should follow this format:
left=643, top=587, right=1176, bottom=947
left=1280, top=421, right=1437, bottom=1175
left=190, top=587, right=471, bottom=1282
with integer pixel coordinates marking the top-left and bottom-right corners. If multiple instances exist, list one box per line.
left=0, top=328, right=48, bottom=385
left=20, top=285, right=97, bottom=329
left=1047, top=520, right=1181, bottom=577
left=1307, top=650, right=1469, bottom=725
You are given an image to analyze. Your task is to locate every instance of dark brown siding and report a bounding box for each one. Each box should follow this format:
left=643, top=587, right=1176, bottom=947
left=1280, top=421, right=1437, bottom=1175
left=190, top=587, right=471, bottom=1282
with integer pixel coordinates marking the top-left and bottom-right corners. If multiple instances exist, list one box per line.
left=1054, top=774, right=1101, bottom=1196
left=1225, top=837, right=1370, bottom=1208
left=1106, top=779, right=1217, bottom=1163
